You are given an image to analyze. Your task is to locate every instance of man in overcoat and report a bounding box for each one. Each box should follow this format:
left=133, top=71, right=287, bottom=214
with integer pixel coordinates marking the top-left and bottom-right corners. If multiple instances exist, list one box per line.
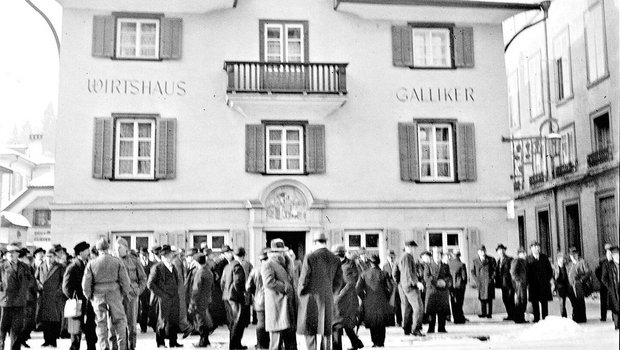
left=35, top=249, right=66, bottom=347
left=17, top=249, right=37, bottom=348
left=600, top=246, right=619, bottom=330
left=220, top=246, right=247, bottom=350
left=189, top=253, right=214, bottom=347
left=356, top=254, right=392, bottom=347
left=0, top=244, right=29, bottom=350
left=297, top=233, right=343, bottom=350
left=382, top=250, right=401, bottom=327
left=447, top=250, right=467, bottom=324
left=82, top=238, right=130, bottom=350
left=472, top=245, right=496, bottom=318
left=510, top=248, right=528, bottom=323
left=247, top=250, right=269, bottom=349
left=495, top=244, right=515, bottom=321
left=595, top=243, right=613, bottom=321
left=62, top=242, right=97, bottom=350
left=423, top=248, right=452, bottom=333
left=138, top=247, right=154, bottom=333
left=262, top=240, right=297, bottom=350
left=235, top=248, right=253, bottom=330
left=393, top=240, right=425, bottom=337
left=211, top=247, right=229, bottom=328
left=566, top=247, right=590, bottom=323
left=147, top=245, right=183, bottom=348
left=552, top=253, right=570, bottom=318
left=171, top=249, right=193, bottom=338
left=526, top=242, right=553, bottom=322
left=331, top=246, right=363, bottom=350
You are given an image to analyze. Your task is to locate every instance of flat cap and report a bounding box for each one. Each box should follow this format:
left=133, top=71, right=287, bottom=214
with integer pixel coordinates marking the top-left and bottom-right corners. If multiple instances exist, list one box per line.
left=313, top=232, right=328, bottom=242
left=74, top=241, right=91, bottom=255
left=405, top=240, right=418, bottom=247
left=496, top=244, right=507, bottom=251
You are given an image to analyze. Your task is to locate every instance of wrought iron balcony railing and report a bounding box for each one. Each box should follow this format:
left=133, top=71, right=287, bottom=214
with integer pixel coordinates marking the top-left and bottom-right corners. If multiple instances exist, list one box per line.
left=555, top=162, right=576, bottom=177
left=529, top=173, right=546, bottom=187
left=587, top=146, right=613, bottom=168
left=224, top=61, right=348, bottom=94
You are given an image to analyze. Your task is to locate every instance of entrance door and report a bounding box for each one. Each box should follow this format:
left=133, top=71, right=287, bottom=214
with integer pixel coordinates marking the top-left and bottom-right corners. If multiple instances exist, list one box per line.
left=517, top=214, right=526, bottom=249
left=598, top=195, right=618, bottom=255
left=266, top=231, right=306, bottom=261
left=564, top=203, right=582, bottom=252
left=537, top=210, right=551, bottom=255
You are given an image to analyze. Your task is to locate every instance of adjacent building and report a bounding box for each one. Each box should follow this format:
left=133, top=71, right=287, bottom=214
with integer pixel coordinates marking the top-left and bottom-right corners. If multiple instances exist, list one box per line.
left=504, top=0, right=619, bottom=268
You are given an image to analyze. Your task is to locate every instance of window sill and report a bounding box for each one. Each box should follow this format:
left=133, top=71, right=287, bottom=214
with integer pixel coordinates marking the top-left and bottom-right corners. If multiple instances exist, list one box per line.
left=415, top=180, right=458, bottom=184
left=111, top=57, right=163, bottom=62
left=263, top=172, right=307, bottom=176
left=407, top=65, right=455, bottom=70
left=109, top=178, right=158, bottom=182
left=555, top=95, right=574, bottom=107
left=587, top=73, right=610, bottom=89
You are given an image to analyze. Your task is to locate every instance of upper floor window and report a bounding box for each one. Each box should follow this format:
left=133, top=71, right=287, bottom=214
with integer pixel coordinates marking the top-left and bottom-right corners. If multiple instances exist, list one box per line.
left=527, top=51, right=544, bottom=119
left=418, top=123, right=454, bottom=181
left=559, top=124, right=576, bottom=166
left=584, top=1, right=608, bottom=85
left=508, top=71, right=520, bottom=129
left=412, top=28, right=451, bottom=68
left=266, top=125, right=304, bottom=174
left=592, top=112, right=611, bottom=151
left=553, top=28, right=573, bottom=102
left=115, top=119, right=156, bottom=179
left=33, top=209, right=51, bottom=227
left=116, top=18, right=160, bottom=59
left=260, top=20, right=308, bottom=63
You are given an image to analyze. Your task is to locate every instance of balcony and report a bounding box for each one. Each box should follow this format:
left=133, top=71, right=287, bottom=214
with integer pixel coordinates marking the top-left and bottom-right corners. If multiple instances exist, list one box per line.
left=224, top=61, right=348, bottom=118
left=555, top=162, right=576, bottom=177
left=529, top=173, right=546, bottom=187
left=587, top=147, right=613, bottom=168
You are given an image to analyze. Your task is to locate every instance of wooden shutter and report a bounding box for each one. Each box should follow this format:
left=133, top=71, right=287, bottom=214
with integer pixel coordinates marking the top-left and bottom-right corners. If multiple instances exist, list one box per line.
left=392, top=25, right=414, bottom=67
left=398, top=122, right=419, bottom=181
left=155, top=232, right=168, bottom=246
left=155, top=118, right=177, bottom=180
left=92, top=16, right=115, bottom=58
left=305, top=124, right=326, bottom=174
left=92, top=117, right=114, bottom=179
left=413, top=228, right=426, bottom=249
left=245, top=124, right=266, bottom=173
left=456, top=122, right=477, bottom=181
left=467, top=227, right=480, bottom=268
left=160, top=17, right=183, bottom=59
left=386, top=228, right=401, bottom=253
left=453, top=26, right=474, bottom=68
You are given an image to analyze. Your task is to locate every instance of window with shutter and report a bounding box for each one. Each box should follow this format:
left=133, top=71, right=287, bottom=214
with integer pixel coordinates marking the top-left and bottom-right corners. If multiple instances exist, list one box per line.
left=456, top=122, right=477, bottom=182
left=398, top=122, right=419, bottom=182
left=92, top=117, right=114, bottom=179
left=245, top=124, right=266, bottom=174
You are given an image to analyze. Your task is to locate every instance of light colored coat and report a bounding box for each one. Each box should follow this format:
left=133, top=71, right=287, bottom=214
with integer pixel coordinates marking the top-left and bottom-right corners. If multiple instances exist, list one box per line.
left=567, top=258, right=590, bottom=298
left=262, top=257, right=296, bottom=332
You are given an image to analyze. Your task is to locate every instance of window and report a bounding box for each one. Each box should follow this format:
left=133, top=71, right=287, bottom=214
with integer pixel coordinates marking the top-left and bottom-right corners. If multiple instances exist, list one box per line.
left=517, top=214, right=526, bottom=249
left=418, top=123, right=454, bottom=181
left=559, top=124, right=576, bottom=166
left=593, top=112, right=611, bottom=151
left=33, top=209, right=51, bottom=227
left=190, top=231, right=229, bottom=252
left=426, top=230, right=463, bottom=256
left=115, top=119, right=156, bottom=179
left=532, top=138, right=546, bottom=175
left=553, top=29, right=573, bottom=101
left=508, top=71, right=520, bottom=128
left=116, top=18, right=160, bottom=59
left=528, top=52, right=544, bottom=119
left=266, top=125, right=304, bottom=174
left=264, top=23, right=304, bottom=63
left=412, top=28, right=451, bottom=68
left=585, top=2, right=608, bottom=84
left=113, top=232, right=152, bottom=251
left=345, top=231, right=381, bottom=255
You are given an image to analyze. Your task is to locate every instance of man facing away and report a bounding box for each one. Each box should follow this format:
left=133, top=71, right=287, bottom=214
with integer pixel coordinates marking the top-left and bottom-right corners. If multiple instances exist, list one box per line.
left=82, top=238, right=130, bottom=350
left=510, top=248, right=528, bottom=324
left=495, top=244, right=515, bottom=321
left=566, top=247, right=590, bottom=323
left=393, top=240, right=425, bottom=337
left=220, top=246, right=247, bottom=350
left=382, top=250, right=401, bottom=327
left=595, top=243, right=613, bottom=322
left=189, top=253, right=214, bottom=348
left=331, top=245, right=363, bottom=350
left=447, top=250, right=467, bottom=324
left=600, top=246, right=620, bottom=330
left=297, top=232, right=343, bottom=350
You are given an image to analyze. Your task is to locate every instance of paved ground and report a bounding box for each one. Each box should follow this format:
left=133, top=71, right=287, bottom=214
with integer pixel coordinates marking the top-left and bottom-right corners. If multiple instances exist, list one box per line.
left=21, top=301, right=619, bottom=350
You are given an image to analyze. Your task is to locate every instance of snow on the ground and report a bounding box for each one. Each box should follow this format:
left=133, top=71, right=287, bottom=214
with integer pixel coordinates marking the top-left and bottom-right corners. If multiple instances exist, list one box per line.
left=492, top=316, right=585, bottom=342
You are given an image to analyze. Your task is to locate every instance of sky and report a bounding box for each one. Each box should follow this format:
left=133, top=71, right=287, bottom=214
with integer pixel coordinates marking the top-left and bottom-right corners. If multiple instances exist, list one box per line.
left=0, top=0, right=62, bottom=144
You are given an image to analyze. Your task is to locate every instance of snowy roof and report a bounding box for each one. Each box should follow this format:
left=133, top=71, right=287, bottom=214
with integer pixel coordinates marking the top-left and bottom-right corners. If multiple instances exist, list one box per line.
left=30, top=172, right=54, bottom=188
left=0, top=211, right=31, bottom=228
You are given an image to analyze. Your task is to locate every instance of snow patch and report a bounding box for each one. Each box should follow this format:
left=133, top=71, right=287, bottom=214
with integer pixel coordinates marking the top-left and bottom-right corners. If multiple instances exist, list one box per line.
left=493, top=316, right=585, bottom=342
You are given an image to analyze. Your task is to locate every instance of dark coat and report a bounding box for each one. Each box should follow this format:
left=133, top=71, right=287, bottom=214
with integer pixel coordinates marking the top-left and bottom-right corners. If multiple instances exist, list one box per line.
left=333, top=257, right=359, bottom=329
left=209, top=257, right=228, bottom=327
left=189, top=264, right=214, bottom=331
left=526, top=254, right=553, bottom=302
left=553, top=265, right=570, bottom=298
left=567, top=259, right=591, bottom=298
left=296, top=247, right=343, bottom=336
left=247, top=265, right=265, bottom=312
left=447, top=258, right=467, bottom=290
left=510, top=258, right=527, bottom=303
left=423, top=260, right=452, bottom=315
left=356, top=266, right=392, bottom=328
left=495, top=256, right=514, bottom=290
left=472, top=256, right=496, bottom=300
left=36, top=262, right=66, bottom=322
left=147, top=262, right=181, bottom=331
left=393, top=253, right=421, bottom=293
left=220, top=259, right=246, bottom=303
left=185, top=265, right=197, bottom=308
left=382, top=261, right=400, bottom=316
left=601, top=261, right=619, bottom=313
left=0, top=260, right=30, bottom=307
left=62, top=258, right=90, bottom=319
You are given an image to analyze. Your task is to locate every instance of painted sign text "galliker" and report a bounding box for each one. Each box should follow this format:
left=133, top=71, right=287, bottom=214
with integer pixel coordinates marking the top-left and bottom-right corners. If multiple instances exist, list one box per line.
left=396, top=87, right=474, bottom=102
left=87, top=78, right=187, bottom=96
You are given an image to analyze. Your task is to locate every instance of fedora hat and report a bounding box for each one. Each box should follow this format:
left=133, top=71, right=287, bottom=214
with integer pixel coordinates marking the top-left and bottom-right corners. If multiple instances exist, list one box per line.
left=270, top=239, right=287, bottom=252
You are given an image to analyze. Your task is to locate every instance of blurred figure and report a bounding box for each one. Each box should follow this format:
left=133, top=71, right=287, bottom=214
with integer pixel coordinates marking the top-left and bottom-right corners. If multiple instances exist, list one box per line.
left=356, top=254, right=392, bottom=347
left=18, top=249, right=37, bottom=348
left=382, top=250, right=401, bottom=327
left=600, top=246, right=619, bottom=330
left=235, top=248, right=253, bottom=332
left=287, top=250, right=302, bottom=281
left=247, top=250, right=270, bottom=349
left=526, top=242, right=553, bottom=322
left=472, top=245, right=495, bottom=318
left=36, top=249, right=66, bottom=347
left=495, top=244, right=515, bottom=321
left=447, top=250, right=467, bottom=324
left=189, top=253, right=214, bottom=348
left=332, top=245, right=363, bottom=350
left=220, top=246, right=247, bottom=350
left=33, top=248, right=45, bottom=270
left=424, top=248, right=452, bottom=333
left=553, top=253, right=570, bottom=318
left=595, top=244, right=613, bottom=321
left=510, top=248, right=528, bottom=323
left=393, top=241, right=425, bottom=337
left=567, top=247, right=590, bottom=323
left=138, top=247, right=154, bottom=333
left=0, top=244, right=29, bottom=350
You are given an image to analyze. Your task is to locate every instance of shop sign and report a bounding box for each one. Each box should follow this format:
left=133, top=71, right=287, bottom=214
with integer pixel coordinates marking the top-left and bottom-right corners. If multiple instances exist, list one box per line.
left=32, top=229, right=51, bottom=243
left=87, top=78, right=187, bottom=96
left=397, top=87, right=475, bottom=103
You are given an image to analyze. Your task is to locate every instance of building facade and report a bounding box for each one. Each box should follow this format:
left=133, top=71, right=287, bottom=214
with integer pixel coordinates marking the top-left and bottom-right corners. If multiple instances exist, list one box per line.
left=504, top=0, right=619, bottom=268
left=53, top=0, right=537, bottom=272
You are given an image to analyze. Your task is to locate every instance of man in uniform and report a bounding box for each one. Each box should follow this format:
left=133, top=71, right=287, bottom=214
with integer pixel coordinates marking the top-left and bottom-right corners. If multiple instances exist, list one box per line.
left=82, top=238, right=130, bottom=350
left=0, top=244, right=29, bottom=350
left=393, top=240, right=425, bottom=337
left=495, top=244, right=514, bottom=321
left=221, top=246, right=247, bottom=350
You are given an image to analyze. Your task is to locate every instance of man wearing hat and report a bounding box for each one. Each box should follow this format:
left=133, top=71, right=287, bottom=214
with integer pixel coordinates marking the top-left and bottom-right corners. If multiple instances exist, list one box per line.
left=297, top=232, right=343, bottom=350
left=510, top=248, right=528, bottom=323
left=147, top=245, right=183, bottom=348
left=495, top=244, right=515, bottom=321
left=262, top=239, right=297, bottom=350
left=566, top=247, right=591, bottom=323
left=356, top=253, right=392, bottom=347
left=600, top=246, right=620, bottom=330
left=525, top=242, right=553, bottom=322
left=32, top=248, right=45, bottom=270
left=35, top=248, right=66, bottom=347
left=210, top=246, right=230, bottom=328
left=247, top=249, right=269, bottom=350
left=596, top=243, right=613, bottom=321
left=62, top=241, right=97, bottom=350
left=220, top=245, right=247, bottom=350
left=189, top=253, right=214, bottom=348
left=82, top=238, right=130, bottom=350
left=472, top=245, right=496, bottom=318
left=234, top=247, right=253, bottom=331
left=17, top=248, right=37, bottom=348
left=332, top=245, right=363, bottom=350
left=382, top=249, right=401, bottom=327
left=447, top=250, right=467, bottom=324
left=138, top=247, right=154, bottom=333
left=393, top=240, right=425, bottom=337
left=0, top=244, right=29, bottom=350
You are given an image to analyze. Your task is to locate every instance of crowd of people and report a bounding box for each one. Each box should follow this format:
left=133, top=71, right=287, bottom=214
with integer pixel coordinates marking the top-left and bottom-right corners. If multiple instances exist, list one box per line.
left=0, top=233, right=618, bottom=350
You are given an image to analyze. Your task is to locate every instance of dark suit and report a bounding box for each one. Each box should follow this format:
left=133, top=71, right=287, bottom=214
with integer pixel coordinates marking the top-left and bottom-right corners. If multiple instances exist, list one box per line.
left=35, top=262, right=66, bottom=346
left=62, top=258, right=97, bottom=350
left=423, top=261, right=452, bottom=332
left=333, top=258, right=362, bottom=350
left=595, top=258, right=611, bottom=321
left=147, top=262, right=180, bottom=347
left=19, top=264, right=37, bottom=347
left=220, top=258, right=246, bottom=350
left=526, top=254, right=553, bottom=322
left=138, top=257, right=153, bottom=333
left=0, top=260, right=29, bottom=350
left=496, top=255, right=515, bottom=320
left=601, top=261, right=619, bottom=329
left=189, top=265, right=214, bottom=347
left=472, top=256, right=496, bottom=317
left=447, top=258, right=467, bottom=323
left=382, top=261, right=401, bottom=326
left=356, top=266, right=392, bottom=347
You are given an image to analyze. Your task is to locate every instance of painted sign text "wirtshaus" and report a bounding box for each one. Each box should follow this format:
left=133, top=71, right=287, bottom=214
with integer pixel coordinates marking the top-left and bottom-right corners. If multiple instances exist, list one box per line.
left=396, top=87, right=474, bottom=102
left=87, top=79, right=187, bottom=96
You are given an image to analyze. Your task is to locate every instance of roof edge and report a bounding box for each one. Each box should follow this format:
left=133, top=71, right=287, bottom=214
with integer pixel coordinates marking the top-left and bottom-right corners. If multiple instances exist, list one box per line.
left=335, top=0, right=541, bottom=11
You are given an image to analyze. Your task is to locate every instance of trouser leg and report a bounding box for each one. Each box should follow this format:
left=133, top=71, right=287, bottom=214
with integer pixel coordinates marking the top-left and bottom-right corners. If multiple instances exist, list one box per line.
left=394, top=289, right=402, bottom=326
left=269, top=331, right=282, bottom=350
left=226, top=301, right=244, bottom=349
left=438, top=315, right=446, bottom=332
left=138, top=292, right=150, bottom=332
left=541, top=301, right=548, bottom=320
left=406, top=290, right=423, bottom=332
left=123, top=296, right=138, bottom=350
left=427, top=314, right=436, bottom=332
left=531, top=301, right=540, bottom=321
left=455, top=289, right=466, bottom=322
left=400, top=288, right=413, bottom=334
left=70, top=332, right=82, bottom=350
left=331, top=328, right=342, bottom=350
left=344, top=327, right=362, bottom=349
left=106, top=292, right=128, bottom=350
left=9, top=307, right=23, bottom=350
left=560, top=296, right=567, bottom=317
left=370, top=327, right=385, bottom=346
left=92, top=296, right=111, bottom=350
left=503, top=288, right=515, bottom=319
left=488, top=300, right=493, bottom=316
left=480, top=301, right=487, bottom=316
left=319, top=335, right=331, bottom=350
left=305, top=335, right=317, bottom=350
left=84, top=303, right=98, bottom=350
left=256, top=311, right=269, bottom=349
left=612, top=312, right=619, bottom=329
left=600, top=286, right=608, bottom=320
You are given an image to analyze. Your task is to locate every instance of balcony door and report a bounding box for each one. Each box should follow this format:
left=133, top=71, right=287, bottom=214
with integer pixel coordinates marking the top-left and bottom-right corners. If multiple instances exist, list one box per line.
left=261, top=21, right=308, bottom=91
left=564, top=202, right=582, bottom=253
left=536, top=209, right=552, bottom=256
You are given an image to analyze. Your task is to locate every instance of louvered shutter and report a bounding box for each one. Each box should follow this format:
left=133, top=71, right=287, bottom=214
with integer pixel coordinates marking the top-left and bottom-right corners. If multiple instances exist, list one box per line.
left=305, top=124, right=326, bottom=174
left=245, top=124, right=266, bottom=174
left=92, top=117, right=114, bottom=179
left=92, top=16, right=115, bottom=58
left=392, top=25, right=414, bottom=67
left=413, top=228, right=426, bottom=249
left=453, top=26, right=474, bottom=68
left=155, top=118, right=177, bottom=179
left=456, top=122, right=477, bottom=181
left=398, top=122, right=419, bottom=181
left=160, top=18, right=183, bottom=59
